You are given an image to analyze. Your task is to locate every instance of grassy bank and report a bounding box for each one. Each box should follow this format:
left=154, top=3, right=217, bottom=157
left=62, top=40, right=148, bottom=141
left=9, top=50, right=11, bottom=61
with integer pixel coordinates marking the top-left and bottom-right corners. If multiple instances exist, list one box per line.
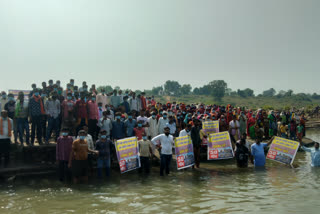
left=153, top=95, right=320, bottom=110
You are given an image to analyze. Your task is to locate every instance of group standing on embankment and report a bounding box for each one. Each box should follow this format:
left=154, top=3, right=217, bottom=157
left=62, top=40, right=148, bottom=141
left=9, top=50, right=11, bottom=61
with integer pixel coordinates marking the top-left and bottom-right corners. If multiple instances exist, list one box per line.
left=0, top=79, right=319, bottom=184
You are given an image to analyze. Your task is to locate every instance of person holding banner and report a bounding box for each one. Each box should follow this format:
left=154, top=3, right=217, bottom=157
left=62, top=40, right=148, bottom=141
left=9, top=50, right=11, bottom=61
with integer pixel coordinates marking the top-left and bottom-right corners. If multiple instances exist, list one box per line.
left=151, top=126, right=174, bottom=176
left=251, top=137, right=274, bottom=167
left=301, top=142, right=320, bottom=167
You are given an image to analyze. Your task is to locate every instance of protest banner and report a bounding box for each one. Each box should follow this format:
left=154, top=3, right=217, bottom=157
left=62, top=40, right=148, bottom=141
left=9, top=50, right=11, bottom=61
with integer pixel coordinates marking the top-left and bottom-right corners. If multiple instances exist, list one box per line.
left=174, top=135, right=195, bottom=170
left=208, top=131, right=234, bottom=160
left=266, top=137, right=299, bottom=165
left=8, top=90, right=31, bottom=100
left=202, top=121, right=219, bottom=135
left=115, top=137, right=140, bottom=173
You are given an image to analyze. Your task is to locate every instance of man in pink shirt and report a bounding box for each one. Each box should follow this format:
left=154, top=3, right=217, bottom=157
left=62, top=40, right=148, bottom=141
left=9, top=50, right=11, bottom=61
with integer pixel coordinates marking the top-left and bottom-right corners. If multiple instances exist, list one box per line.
left=87, top=94, right=99, bottom=140
left=61, top=93, right=76, bottom=119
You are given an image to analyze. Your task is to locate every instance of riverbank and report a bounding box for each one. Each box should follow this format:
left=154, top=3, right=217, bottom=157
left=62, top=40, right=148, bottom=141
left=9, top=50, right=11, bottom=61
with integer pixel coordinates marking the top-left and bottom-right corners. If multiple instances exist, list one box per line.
left=1, top=134, right=317, bottom=182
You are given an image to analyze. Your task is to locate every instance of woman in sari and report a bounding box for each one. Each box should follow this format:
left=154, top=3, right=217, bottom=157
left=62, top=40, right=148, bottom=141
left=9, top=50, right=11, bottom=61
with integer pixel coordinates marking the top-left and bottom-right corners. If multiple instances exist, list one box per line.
left=239, top=111, right=247, bottom=135
left=229, top=115, right=241, bottom=143
left=247, top=114, right=256, bottom=139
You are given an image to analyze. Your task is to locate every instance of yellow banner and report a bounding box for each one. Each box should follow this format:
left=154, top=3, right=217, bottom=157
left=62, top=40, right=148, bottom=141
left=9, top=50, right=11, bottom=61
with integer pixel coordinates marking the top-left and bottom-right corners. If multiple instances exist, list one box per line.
left=116, top=137, right=137, bottom=152
left=203, top=121, right=219, bottom=130
left=175, top=135, right=191, bottom=148
left=272, top=137, right=299, bottom=150
left=209, top=131, right=230, bottom=143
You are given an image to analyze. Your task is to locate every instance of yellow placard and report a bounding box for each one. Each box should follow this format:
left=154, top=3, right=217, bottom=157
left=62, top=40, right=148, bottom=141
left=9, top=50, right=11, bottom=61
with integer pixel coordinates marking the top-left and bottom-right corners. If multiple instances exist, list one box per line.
left=116, top=137, right=137, bottom=152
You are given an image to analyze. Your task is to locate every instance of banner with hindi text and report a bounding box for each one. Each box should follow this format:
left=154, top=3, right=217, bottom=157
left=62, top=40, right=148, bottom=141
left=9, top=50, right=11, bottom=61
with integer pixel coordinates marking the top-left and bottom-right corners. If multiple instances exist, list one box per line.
left=266, top=137, right=299, bottom=165
left=115, top=137, right=141, bottom=173
left=175, top=135, right=195, bottom=170
left=208, top=131, right=234, bottom=160
left=202, top=121, right=219, bottom=135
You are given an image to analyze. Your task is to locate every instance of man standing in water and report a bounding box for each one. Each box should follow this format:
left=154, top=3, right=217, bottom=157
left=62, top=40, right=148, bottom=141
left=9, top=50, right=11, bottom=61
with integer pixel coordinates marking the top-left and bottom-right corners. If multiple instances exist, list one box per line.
left=151, top=127, right=174, bottom=176
left=68, top=130, right=98, bottom=184
left=251, top=137, right=274, bottom=167
left=301, top=142, right=320, bottom=167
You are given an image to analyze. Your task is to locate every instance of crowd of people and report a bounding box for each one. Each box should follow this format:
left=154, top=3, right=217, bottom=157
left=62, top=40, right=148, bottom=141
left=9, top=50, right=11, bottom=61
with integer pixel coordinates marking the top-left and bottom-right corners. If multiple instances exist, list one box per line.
left=0, top=79, right=318, bottom=184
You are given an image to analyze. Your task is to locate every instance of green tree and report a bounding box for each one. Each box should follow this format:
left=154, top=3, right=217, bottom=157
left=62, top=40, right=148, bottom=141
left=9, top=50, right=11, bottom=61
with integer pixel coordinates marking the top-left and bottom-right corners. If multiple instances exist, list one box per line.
left=179, top=84, right=192, bottom=95
left=262, top=88, right=276, bottom=97
left=164, top=80, right=181, bottom=95
left=208, top=80, right=227, bottom=101
left=243, top=88, right=254, bottom=97
left=285, top=89, right=293, bottom=97
left=193, top=87, right=200, bottom=95
left=237, top=89, right=247, bottom=98
left=199, top=85, right=211, bottom=95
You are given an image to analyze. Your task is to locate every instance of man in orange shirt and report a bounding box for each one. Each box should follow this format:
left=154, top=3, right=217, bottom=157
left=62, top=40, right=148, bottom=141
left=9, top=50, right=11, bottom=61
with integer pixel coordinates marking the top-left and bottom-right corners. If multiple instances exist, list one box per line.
left=68, top=130, right=98, bottom=184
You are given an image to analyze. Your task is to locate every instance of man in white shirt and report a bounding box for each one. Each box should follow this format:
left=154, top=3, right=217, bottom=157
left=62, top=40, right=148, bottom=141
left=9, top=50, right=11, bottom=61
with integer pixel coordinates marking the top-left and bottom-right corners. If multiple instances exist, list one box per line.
left=0, top=110, right=13, bottom=167
left=148, top=112, right=158, bottom=138
left=152, top=127, right=174, bottom=176
left=179, top=124, right=192, bottom=138
left=129, top=93, right=140, bottom=114
left=166, top=116, right=176, bottom=136
left=158, top=112, right=169, bottom=134
left=98, top=111, right=113, bottom=137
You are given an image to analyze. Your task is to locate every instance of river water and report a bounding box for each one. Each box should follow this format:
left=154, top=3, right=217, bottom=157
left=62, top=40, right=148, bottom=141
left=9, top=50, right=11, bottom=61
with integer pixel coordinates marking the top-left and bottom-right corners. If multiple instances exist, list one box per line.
left=1, top=130, right=320, bottom=214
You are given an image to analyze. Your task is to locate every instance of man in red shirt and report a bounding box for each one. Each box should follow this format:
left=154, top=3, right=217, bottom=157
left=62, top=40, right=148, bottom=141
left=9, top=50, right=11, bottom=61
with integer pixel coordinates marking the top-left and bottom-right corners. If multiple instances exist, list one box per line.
left=75, top=92, right=88, bottom=135
left=87, top=94, right=99, bottom=140
left=134, top=121, right=146, bottom=140
left=140, top=92, right=147, bottom=110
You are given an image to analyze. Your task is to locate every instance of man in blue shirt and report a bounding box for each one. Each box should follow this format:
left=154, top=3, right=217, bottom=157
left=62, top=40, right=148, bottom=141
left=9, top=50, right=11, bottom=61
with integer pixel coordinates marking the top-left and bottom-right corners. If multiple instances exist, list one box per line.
left=124, top=112, right=137, bottom=137
left=112, top=112, right=126, bottom=140
left=251, top=137, right=274, bottom=167
left=301, top=142, right=320, bottom=167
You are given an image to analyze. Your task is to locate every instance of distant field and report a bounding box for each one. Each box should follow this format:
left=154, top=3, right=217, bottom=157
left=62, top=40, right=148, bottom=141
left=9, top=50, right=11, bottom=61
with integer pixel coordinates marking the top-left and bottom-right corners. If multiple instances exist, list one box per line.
left=153, top=95, right=320, bottom=110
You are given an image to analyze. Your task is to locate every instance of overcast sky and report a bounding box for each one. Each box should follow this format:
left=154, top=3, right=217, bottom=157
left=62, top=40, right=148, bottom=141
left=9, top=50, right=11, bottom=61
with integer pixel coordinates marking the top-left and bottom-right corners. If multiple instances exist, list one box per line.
left=1, top=0, right=319, bottom=94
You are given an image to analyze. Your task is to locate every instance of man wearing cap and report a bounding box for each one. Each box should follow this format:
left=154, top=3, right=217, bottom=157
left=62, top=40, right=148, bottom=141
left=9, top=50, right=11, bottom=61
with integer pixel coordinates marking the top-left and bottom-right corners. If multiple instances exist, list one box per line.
left=151, top=126, right=174, bottom=176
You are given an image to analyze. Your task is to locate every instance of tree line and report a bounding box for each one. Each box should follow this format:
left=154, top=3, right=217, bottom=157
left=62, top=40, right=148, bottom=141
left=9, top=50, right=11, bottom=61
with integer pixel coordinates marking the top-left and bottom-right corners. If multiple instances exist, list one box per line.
left=97, top=80, right=320, bottom=101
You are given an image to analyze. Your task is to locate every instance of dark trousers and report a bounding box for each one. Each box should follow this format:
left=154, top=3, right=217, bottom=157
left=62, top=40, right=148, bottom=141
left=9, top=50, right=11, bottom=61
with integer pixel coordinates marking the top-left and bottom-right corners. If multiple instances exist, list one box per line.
left=0, top=139, right=10, bottom=167
left=58, top=160, right=71, bottom=182
left=46, top=117, right=60, bottom=142
left=160, top=154, right=172, bottom=176
left=194, top=146, right=201, bottom=168
left=17, top=118, right=29, bottom=145
left=31, top=115, right=42, bottom=145
left=139, top=156, right=150, bottom=173
left=41, top=115, right=47, bottom=141
left=88, top=119, right=98, bottom=140
left=76, top=118, right=87, bottom=136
